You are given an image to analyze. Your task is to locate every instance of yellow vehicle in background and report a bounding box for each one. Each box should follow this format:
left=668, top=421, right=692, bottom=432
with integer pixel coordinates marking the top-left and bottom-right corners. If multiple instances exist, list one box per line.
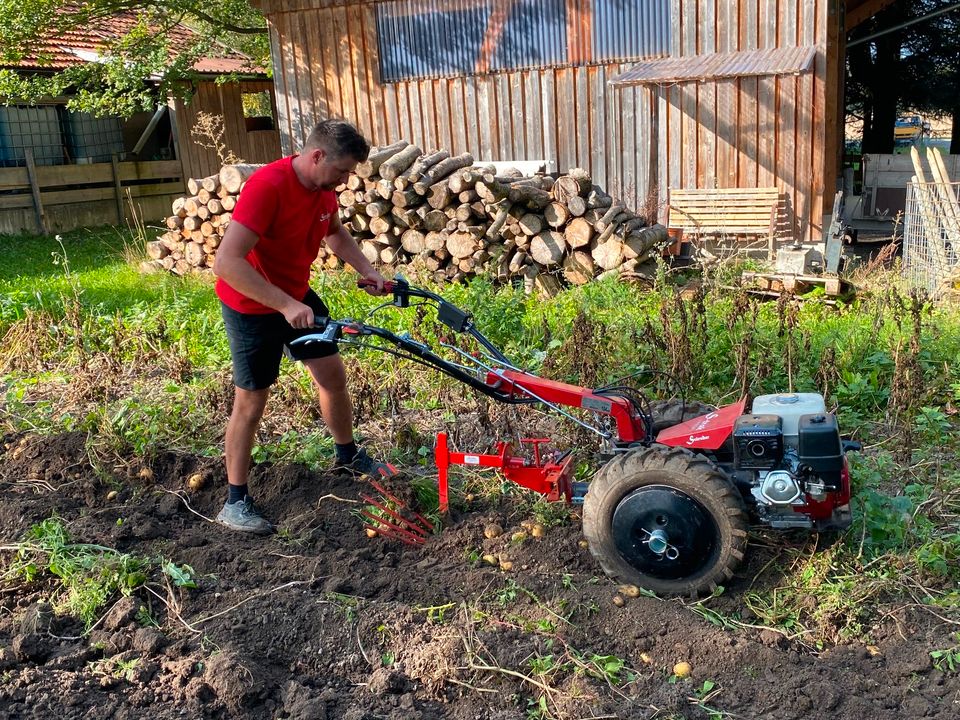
left=894, top=115, right=931, bottom=150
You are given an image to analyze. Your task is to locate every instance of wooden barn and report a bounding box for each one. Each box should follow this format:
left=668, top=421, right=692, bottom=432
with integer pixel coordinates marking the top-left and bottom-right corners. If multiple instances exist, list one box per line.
left=254, top=0, right=897, bottom=247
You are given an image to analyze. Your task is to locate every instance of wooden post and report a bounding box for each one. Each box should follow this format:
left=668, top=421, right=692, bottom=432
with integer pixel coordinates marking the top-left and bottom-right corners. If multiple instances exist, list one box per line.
left=111, top=153, right=125, bottom=224
left=23, top=148, right=48, bottom=234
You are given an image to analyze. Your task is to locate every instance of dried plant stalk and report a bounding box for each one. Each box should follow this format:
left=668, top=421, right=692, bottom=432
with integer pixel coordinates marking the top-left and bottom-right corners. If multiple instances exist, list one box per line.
left=190, top=112, right=243, bottom=165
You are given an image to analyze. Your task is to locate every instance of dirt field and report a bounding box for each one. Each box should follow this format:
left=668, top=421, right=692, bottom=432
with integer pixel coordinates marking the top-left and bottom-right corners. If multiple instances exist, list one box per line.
left=0, top=431, right=958, bottom=719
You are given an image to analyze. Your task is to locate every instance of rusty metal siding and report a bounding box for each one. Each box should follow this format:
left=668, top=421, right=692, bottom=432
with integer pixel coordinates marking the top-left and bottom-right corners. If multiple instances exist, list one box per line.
left=374, top=0, right=669, bottom=82
left=374, top=0, right=566, bottom=81
left=611, top=46, right=817, bottom=84
left=592, top=0, right=671, bottom=62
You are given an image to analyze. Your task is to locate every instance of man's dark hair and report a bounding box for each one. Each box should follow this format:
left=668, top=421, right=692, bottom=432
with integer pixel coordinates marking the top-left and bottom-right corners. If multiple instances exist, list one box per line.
left=305, top=119, right=370, bottom=162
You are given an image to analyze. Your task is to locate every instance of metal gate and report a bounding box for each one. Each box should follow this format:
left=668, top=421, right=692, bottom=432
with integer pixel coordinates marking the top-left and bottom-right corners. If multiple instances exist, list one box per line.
left=903, top=180, right=960, bottom=296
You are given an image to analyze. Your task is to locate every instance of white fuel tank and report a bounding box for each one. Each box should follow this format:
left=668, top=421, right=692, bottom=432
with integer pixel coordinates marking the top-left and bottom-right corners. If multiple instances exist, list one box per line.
left=751, top=393, right=826, bottom=444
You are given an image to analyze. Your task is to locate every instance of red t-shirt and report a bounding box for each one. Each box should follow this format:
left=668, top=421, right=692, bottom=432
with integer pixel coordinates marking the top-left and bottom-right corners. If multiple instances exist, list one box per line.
left=215, top=156, right=338, bottom=314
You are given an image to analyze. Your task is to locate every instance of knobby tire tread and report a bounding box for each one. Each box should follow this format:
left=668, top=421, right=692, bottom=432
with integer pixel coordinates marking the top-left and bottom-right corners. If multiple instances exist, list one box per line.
left=583, top=444, right=748, bottom=597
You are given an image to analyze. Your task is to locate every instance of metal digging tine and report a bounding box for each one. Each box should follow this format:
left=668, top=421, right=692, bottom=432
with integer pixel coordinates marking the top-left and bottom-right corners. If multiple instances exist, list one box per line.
left=367, top=479, right=435, bottom=533
left=360, top=494, right=431, bottom=538
left=359, top=510, right=425, bottom=546
left=362, top=518, right=423, bottom=547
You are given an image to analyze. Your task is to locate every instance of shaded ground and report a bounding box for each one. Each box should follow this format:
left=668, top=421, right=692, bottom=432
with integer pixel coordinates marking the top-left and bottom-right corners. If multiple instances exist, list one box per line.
left=0, top=432, right=957, bottom=719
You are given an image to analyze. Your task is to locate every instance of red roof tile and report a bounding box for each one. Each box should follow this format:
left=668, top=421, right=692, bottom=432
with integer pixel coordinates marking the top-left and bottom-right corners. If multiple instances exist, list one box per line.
left=6, top=9, right=265, bottom=76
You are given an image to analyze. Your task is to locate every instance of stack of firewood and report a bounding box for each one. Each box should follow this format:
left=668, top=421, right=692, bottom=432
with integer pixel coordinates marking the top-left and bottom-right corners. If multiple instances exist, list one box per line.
left=146, top=144, right=668, bottom=292
left=145, top=164, right=261, bottom=275
left=327, top=141, right=667, bottom=294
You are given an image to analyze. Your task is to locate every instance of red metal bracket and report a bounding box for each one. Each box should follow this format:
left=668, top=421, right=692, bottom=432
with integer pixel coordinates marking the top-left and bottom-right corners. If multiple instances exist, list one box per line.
left=435, top=432, right=573, bottom=513
left=483, top=369, right=647, bottom=444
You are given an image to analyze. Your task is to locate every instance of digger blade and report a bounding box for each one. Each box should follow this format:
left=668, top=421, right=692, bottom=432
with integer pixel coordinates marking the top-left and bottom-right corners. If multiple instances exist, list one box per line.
left=359, top=509, right=425, bottom=546
left=367, top=479, right=435, bottom=532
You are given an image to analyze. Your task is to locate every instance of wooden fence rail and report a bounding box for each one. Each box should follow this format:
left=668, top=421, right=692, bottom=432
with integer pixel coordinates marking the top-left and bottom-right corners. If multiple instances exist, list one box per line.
left=0, top=159, right=184, bottom=235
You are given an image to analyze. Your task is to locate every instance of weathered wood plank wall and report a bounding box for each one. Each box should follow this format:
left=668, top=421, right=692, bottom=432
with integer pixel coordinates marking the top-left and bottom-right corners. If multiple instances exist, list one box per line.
left=659, top=0, right=830, bottom=242
left=0, top=160, right=184, bottom=234
left=258, top=0, right=661, bottom=215
left=257, top=0, right=837, bottom=243
left=172, top=80, right=282, bottom=182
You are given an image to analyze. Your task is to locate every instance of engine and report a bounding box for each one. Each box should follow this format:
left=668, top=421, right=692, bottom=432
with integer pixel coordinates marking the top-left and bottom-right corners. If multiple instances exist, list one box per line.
left=729, top=393, right=851, bottom=530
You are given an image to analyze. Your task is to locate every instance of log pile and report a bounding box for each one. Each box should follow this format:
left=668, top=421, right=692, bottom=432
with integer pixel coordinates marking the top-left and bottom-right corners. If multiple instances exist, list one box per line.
left=146, top=144, right=669, bottom=294
left=329, top=141, right=668, bottom=293
left=144, top=164, right=262, bottom=275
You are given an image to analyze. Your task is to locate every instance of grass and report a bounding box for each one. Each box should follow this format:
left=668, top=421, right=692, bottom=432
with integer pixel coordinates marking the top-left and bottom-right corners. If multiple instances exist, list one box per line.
left=1, top=227, right=960, bottom=646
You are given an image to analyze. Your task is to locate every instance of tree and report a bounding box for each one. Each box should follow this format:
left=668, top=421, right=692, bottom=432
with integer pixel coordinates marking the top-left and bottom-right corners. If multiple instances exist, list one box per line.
left=0, top=0, right=269, bottom=117
left=846, top=2, right=911, bottom=154
left=846, top=1, right=960, bottom=154
left=897, top=2, right=960, bottom=153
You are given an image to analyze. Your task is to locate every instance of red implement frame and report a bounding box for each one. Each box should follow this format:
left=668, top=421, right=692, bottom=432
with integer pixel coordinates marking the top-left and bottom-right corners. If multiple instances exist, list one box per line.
left=483, top=369, right=647, bottom=444
left=435, top=432, right=574, bottom=513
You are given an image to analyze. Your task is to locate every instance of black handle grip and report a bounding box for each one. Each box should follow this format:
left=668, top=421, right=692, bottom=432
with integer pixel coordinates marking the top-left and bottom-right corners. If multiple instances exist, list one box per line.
left=312, top=316, right=330, bottom=329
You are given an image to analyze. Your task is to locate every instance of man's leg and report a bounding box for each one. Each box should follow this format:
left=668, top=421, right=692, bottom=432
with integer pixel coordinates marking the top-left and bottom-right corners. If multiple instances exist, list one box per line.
left=217, top=385, right=275, bottom=534
left=302, top=354, right=353, bottom=444
left=302, top=354, right=396, bottom=477
left=225, top=387, right=271, bottom=487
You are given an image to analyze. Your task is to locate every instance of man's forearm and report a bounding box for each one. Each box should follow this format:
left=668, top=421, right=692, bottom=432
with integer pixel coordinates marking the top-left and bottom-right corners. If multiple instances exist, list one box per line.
left=215, top=256, right=297, bottom=312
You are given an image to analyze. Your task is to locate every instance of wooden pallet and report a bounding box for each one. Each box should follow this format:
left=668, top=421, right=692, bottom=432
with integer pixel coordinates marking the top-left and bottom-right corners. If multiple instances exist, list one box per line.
left=667, top=187, right=782, bottom=259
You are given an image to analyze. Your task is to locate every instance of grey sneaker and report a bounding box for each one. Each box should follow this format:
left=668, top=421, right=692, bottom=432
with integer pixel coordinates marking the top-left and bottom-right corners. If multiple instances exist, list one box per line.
left=338, top=448, right=398, bottom=479
left=216, top=497, right=274, bottom=535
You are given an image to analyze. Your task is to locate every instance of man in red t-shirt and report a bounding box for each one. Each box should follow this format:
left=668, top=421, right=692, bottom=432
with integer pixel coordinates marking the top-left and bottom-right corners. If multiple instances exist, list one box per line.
left=213, top=119, right=395, bottom=534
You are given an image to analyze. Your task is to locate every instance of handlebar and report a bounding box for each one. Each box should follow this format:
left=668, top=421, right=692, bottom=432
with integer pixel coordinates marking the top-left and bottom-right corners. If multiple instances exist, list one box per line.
left=291, top=279, right=648, bottom=440
left=293, top=275, right=511, bottom=380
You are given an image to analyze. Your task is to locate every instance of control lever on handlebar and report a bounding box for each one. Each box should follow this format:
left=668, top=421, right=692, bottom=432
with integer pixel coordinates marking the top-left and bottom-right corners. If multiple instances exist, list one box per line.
left=293, top=316, right=339, bottom=344
left=357, top=275, right=411, bottom=307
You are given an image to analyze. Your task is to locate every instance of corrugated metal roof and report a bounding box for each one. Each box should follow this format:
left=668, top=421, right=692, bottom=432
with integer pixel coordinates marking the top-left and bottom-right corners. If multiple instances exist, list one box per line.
left=4, top=10, right=263, bottom=76
left=375, top=0, right=670, bottom=83
left=610, top=46, right=817, bottom=86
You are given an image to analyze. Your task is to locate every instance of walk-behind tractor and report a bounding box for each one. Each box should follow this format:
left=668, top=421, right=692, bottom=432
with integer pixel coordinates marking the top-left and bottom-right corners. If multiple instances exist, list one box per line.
left=292, top=278, right=858, bottom=595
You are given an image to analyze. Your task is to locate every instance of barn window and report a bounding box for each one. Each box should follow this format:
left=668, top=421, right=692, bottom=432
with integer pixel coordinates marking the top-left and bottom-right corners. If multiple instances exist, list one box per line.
left=375, top=0, right=670, bottom=83
left=241, top=91, right=275, bottom=132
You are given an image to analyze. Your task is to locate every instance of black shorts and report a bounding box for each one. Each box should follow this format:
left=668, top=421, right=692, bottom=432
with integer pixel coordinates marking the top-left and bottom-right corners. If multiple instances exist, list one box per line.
left=221, top=288, right=339, bottom=391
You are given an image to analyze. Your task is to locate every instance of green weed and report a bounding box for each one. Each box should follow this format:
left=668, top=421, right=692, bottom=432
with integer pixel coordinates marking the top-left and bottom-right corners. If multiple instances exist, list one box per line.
left=89, top=654, right=140, bottom=682
left=10, top=517, right=149, bottom=628
left=324, top=592, right=361, bottom=623
left=413, top=602, right=455, bottom=624
left=576, top=652, right=635, bottom=684
left=930, top=634, right=960, bottom=673
left=6, top=517, right=205, bottom=629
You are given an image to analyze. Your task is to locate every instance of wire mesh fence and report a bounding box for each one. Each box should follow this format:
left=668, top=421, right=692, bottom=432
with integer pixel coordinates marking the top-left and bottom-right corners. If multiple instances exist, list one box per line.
left=903, top=181, right=960, bottom=296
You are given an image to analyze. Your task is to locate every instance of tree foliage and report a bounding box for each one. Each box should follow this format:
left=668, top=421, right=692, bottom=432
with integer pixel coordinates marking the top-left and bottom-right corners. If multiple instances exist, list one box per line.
left=846, top=1, right=960, bottom=153
left=0, top=0, right=269, bottom=117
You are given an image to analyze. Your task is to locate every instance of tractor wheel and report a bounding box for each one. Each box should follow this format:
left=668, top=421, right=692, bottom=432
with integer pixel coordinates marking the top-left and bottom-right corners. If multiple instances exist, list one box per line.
left=650, top=399, right=716, bottom=435
left=582, top=444, right=748, bottom=597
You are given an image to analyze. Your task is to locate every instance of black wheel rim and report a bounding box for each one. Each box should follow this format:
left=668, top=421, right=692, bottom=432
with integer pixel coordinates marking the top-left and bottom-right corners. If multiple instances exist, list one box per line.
left=611, top=484, right=719, bottom=580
